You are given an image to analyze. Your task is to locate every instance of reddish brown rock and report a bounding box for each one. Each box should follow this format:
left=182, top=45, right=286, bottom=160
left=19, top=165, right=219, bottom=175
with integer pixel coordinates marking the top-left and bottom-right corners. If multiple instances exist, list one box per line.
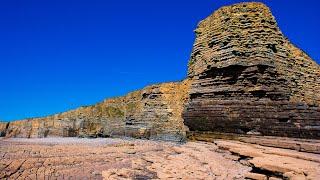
left=183, top=2, right=320, bottom=138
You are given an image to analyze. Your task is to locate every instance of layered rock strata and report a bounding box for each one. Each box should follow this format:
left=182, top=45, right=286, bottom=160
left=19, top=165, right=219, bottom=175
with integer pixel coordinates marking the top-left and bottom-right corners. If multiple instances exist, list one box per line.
left=2, top=2, right=320, bottom=140
left=183, top=2, right=320, bottom=138
left=2, top=80, right=190, bottom=141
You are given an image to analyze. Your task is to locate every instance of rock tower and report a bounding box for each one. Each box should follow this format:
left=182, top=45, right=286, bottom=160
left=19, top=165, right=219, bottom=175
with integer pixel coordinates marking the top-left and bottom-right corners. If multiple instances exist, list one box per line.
left=183, top=2, right=320, bottom=138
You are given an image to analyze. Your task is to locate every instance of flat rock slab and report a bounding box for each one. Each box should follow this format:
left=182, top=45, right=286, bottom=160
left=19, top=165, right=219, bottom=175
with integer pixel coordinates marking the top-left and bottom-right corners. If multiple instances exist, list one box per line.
left=1, top=137, right=319, bottom=179
left=0, top=138, right=249, bottom=179
left=215, top=140, right=320, bottom=179
left=238, top=136, right=320, bottom=154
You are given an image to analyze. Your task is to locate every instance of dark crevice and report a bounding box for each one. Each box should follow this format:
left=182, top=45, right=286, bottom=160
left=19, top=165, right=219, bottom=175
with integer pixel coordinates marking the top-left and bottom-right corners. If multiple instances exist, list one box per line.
left=239, top=127, right=251, bottom=134
left=278, top=118, right=290, bottom=123
left=230, top=151, right=285, bottom=179
left=232, top=50, right=248, bottom=57
left=221, top=41, right=229, bottom=47
left=190, top=93, right=204, bottom=99
left=249, top=77, right=258, bottom=85
left=126, top=117, right=135, bottom=126
left=250, top=166, right=285, bottom=179
left=193, top=50, right=201, bottom=56
left=0, top=122, right=10, bottom=137
left=266, top=44, right=277, bottom=53
left=208, top=41, right=219, bottom=48
left=251, top=90, right=267, bottom=99
left=235, top=153, right=252, bottom=161
left=257, top=65, right=269, bottom=74
left=4, top=159, right=27, bottom=178
left=142, top=93, right=160, bottom=100
left=199, top=65, right=247, bottom=84
left=134, top=175, right=156, bottom=180
left=142, top=93, right=149, bottom=99
left=149, top=94, right=158, bottom=99
left=63, top=128, right=78, bottom=137
left=43, top=129, right=49, bottom=138
left=268, top=21, right=276, bottom=25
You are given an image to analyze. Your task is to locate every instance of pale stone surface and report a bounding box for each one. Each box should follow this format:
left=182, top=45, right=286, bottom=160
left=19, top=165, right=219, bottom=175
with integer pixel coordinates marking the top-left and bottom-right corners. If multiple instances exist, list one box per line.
left=245, top=172, right=267, bottom=180
left=1, top=137, right=319, bottom=179
left=215, top=140, right=320, bottom=179
left=0, top=138, right=249, bottom=179
left=238, top=136, right=320, bottom=154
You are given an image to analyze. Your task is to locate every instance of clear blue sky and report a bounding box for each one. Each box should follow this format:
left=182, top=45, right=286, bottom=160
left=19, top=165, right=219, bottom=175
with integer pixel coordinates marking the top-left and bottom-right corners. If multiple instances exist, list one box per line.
left=1, top=0, right=319, bottom=121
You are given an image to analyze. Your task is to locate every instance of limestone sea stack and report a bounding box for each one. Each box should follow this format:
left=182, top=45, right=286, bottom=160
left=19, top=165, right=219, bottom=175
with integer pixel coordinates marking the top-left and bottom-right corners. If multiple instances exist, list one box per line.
left=1, top=2, right=319, bottom=140
left=183, top=2, right=320, bottom=138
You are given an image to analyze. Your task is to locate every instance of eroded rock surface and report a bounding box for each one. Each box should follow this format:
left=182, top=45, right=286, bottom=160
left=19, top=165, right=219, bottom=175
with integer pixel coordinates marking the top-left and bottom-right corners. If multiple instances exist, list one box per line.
left=215, top=140, right=320, bottom=179
left=1, top=137, right=319, bottom=179
left=4, top=80, right=190, bottom=141
left=0, top=138, right=250, bottom=179
left=188, top=132, right=320, bottom=154
left=237, top=136, right=320, bottom=154
left=183, top=2, right=320, bottom=138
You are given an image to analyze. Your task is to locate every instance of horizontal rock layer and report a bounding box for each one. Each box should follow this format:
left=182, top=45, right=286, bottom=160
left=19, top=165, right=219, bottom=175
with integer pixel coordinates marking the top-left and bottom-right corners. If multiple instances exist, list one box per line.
left=2, top=2, right=319, bottom=140
left=183, top=2, right=320, bottom=138
left=1, top=80, right=190, bottom=141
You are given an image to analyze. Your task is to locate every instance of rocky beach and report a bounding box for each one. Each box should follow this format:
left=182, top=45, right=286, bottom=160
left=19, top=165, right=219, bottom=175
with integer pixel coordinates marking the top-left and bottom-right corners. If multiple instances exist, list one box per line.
left=1, top=137, right=319, bottom=179
left=1, top=2, right=319, bottom=179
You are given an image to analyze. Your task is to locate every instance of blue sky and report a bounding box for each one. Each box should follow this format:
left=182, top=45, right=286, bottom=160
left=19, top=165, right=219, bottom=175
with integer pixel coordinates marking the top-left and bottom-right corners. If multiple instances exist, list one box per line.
left=1, top=0, right=319, bottom=121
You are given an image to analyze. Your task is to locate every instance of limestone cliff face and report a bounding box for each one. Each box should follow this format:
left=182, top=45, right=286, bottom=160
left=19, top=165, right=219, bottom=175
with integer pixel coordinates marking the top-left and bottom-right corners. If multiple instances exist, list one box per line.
left=4, top=80, right=190, bottom=141
left=183, top=2, right=320, bottom=138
